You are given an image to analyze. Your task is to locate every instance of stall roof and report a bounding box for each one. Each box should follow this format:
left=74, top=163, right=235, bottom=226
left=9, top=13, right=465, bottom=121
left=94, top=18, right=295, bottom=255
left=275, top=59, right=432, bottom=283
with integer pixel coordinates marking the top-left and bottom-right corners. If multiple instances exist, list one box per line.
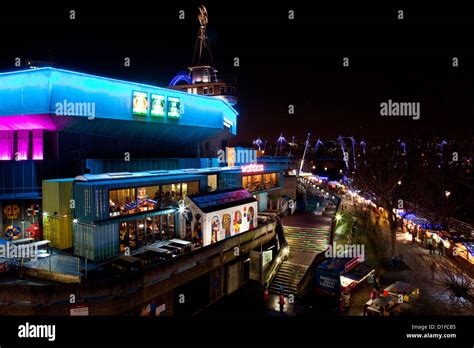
left=188, top=188, right=257, bottom=213
left=341, top=262, right=374, bottom=281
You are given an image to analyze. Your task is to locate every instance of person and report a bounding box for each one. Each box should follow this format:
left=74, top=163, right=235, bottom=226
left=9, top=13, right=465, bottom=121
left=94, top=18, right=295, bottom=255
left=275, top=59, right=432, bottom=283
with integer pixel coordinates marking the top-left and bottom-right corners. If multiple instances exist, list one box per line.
left=428, top=242, right=433, bottom=255
left=411, top=231, right=416, bottom=243
left=432, top=239, right=438, bottom=255
left=370, top=288, right=377, bottom=300
left=375, top=274, right=382, bottom=290
left=279, top=290, right=285, bottom=315
left=438, top=241, right=444, bottom=256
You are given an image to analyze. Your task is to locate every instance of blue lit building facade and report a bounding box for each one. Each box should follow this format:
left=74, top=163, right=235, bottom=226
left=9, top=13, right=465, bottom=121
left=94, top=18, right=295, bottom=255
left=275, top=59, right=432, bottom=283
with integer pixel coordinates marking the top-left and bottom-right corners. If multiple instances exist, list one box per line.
left=0, top=68, right=238, bottom=237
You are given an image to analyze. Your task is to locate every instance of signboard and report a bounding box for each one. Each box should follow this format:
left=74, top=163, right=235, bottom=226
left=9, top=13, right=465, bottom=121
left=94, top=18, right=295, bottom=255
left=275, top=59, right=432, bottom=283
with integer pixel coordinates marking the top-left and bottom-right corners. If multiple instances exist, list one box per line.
left=132, top=91, right=148, bottom=115
left=70, top=304, right=89, bottom=316
left=167, top=97, right=181, bottom=117
left=314, top=270, right=341, bottom=295
left=151, top=94, right=165, bottom=116
left=241, top=164, right=264, bottom=173
left=262, top=250, right=273, bottom=267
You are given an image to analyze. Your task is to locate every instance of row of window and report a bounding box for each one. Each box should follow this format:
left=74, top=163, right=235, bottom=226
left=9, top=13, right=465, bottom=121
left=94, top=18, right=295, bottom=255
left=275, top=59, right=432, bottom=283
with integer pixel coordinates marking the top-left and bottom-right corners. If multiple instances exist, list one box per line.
left=187, top=86, right=234, bottom=96
left=109, top=181, right=199, bottom=218
left=119, top=214, right=175, bottom=252
left=242, top=173, right=279, bottom=193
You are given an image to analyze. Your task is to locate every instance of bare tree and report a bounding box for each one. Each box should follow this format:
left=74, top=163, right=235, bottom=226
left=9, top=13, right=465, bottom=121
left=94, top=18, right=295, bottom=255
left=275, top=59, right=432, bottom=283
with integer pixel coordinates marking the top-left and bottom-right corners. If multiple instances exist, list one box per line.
left=434, top=260, right=473, bottom=312
left=354, top=141, right=423, bottom=258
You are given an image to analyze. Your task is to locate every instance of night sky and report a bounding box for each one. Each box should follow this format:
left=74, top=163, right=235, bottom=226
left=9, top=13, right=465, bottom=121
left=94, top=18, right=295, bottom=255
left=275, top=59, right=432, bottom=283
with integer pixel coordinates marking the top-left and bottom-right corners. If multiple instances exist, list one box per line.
left=1, top=2, right=473, bottom=144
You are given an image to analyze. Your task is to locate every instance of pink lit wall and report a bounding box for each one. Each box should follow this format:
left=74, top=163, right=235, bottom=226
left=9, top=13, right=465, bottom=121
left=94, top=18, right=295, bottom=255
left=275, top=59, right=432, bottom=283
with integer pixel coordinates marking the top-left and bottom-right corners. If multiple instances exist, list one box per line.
left=0, top=131, right=14, bottom=160
left=16, top=130, right=30, bottom=160
left=32, top=129, right=44, bottom=160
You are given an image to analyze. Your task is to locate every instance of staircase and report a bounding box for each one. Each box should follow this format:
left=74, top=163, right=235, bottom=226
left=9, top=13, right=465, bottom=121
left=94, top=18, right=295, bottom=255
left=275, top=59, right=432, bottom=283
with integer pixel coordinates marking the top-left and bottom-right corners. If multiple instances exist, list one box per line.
left=283, top=226, right=331, bottom=253
left=269, top=261, right=308, bottom=296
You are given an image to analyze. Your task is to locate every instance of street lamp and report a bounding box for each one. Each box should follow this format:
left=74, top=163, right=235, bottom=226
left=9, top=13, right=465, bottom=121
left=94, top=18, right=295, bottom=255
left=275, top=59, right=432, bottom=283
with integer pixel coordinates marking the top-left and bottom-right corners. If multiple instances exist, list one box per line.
left=445, top=191, right=451, bottom=198
left=335, top=213, right=342, bottom=222
left=397, top=180, right=402, bottom=185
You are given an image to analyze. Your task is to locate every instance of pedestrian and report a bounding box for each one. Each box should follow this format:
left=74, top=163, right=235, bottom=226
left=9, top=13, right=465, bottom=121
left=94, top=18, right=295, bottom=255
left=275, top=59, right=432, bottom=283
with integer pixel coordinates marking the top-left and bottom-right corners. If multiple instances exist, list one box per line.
left=428, top=242, right=433, bottom=255
left=438, top=242, right=444, bottom=256
left=432, top=239, right=438, bottom=255
left=279, top=291, right=285, bottom=315
left=370, top=288, right=377, bottom=300
left=411, top=231, right=416, bottom=243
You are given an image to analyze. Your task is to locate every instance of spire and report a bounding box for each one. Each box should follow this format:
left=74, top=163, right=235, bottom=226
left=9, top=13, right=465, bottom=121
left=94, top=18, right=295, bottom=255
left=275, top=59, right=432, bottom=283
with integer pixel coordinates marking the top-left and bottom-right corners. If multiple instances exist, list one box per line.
left=192, top=5, right=214, bottom=66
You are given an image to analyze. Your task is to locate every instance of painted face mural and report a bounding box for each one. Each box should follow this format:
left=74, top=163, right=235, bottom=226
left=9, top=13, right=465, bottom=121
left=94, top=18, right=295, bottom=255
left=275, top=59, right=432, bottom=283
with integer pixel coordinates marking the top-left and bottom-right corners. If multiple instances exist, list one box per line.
left=233, top=210, right=242, bottom=234
left=247, top=206, right=255, bottom=230
left=193, top=213, right=203, bottom=247
left=3, top=204, right=20, bottom=220
left=222, top=214, right=231, bottom=238
left=211, top=216, right=220, bottom=244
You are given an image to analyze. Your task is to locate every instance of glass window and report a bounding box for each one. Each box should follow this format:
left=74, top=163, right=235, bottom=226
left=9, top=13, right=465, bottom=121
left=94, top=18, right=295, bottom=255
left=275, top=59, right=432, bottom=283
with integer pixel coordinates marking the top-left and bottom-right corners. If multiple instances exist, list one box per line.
left=109, top=188, right=137, bottom=217
left=110, top=186, right=161, bottom=217
left=207, top=175, right=217, bottom=192
left=264, top=173, right=278, bottom=189
left=119, top=221, right=138, bottom=252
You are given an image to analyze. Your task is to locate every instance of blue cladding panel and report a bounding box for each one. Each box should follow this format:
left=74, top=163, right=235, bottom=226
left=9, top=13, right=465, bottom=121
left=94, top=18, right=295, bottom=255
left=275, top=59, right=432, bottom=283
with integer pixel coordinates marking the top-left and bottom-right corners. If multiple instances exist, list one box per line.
left=0, top=71, right=50, bottom=115
left=94, top=224, right=119, bottom=261
left=74, top=223, right=118, bottom=261
left=0, top=68, right=238, bottom=135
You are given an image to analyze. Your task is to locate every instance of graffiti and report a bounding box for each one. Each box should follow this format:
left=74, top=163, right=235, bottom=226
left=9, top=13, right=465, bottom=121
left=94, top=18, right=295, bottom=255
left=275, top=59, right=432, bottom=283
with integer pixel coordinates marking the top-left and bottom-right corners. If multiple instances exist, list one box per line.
left=193, top=213, right=203, bottom=247
left=222, top=214, right=231, bottom=238
left=233, top=211, right=242, bottom=234
left=3, top=205, right=20, bottom=220
left=247, top=206, right=255, bottom=230
left=211, top=216, right=220, bottom=244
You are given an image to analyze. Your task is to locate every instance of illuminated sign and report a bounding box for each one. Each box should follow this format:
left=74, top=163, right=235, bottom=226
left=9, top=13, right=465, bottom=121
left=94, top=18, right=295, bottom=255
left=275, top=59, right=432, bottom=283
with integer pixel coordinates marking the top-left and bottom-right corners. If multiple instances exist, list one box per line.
left=151, top=94, right=165, bottom=116
left=241, top=164, right=264, bottom=173
left=167, top=97, right=181, bottom=117
left=132, top=91, right=148, bottom=115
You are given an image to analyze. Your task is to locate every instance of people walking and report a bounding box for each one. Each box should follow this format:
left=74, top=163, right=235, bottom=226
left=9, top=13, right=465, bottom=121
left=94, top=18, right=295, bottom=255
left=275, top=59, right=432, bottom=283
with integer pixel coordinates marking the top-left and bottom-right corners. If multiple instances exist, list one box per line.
left=428, top=242, right=433, bottom=255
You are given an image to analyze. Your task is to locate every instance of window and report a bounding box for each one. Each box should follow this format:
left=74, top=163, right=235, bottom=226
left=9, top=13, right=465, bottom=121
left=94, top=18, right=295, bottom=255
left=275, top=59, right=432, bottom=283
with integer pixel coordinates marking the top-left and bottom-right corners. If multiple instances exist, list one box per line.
left=203, top=87, right=208, bottom=95
left=264, top=173, right=278, bottom=189
left=109, top=188, right=137, bottom=217
left=110, top=182, right=199, bottom=217
left=220, top=86, right=225, bottom=95
left=207, top=175, right=217, bottom=192
left=208, top=87, right=214, bottom=95
left=243, top=173, right=278, bottom=192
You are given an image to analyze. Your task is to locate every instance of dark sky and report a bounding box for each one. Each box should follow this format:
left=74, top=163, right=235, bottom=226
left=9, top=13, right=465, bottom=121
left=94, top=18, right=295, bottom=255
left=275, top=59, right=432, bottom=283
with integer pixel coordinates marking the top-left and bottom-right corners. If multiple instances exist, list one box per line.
left=0, top=1, right=473, bottom=144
